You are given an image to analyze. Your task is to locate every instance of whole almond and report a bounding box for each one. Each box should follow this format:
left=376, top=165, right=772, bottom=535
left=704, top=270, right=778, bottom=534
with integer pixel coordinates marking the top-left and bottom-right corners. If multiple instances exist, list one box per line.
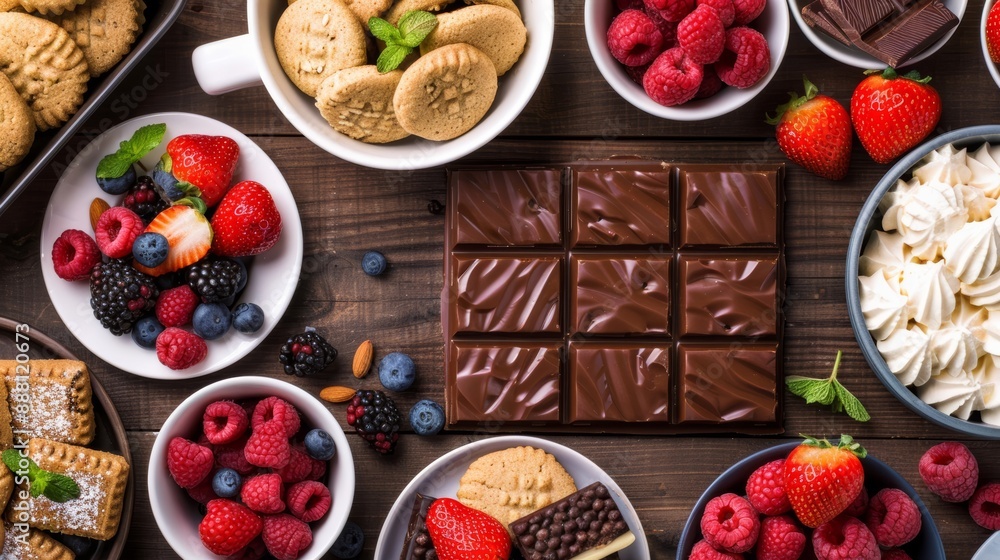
left=352, top=340, right=373, bottom=379
left=89, top=198, right=110, bottom=231
left=320, top=386, right=356, bottom=403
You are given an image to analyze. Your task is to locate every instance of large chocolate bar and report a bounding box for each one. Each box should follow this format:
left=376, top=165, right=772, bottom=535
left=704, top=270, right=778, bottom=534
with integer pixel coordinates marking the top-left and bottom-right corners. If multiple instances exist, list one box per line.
left=443, top=162, right=785, bottom=434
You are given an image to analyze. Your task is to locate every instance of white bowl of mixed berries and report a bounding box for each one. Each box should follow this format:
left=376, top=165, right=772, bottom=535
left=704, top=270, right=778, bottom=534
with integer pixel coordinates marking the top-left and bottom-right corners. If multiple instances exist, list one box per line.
left=40, top=113, right=303, bottom=379
left=585, top=0, right=788, bottom=120
left=148, top=376, right=356, bottom=560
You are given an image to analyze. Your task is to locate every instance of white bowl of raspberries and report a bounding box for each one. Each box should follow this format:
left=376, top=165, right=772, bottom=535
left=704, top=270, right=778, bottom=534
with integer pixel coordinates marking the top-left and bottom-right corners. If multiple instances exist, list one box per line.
left=148, top=376, right=356, bottom=560
left=585, top=0, right=788, bottom=120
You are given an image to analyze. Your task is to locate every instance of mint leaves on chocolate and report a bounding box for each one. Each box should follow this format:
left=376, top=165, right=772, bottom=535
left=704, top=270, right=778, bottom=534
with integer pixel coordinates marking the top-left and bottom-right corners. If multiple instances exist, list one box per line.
left=369, top=11, right=438, bottom=73
left=786, top=350, right=871, bottom=422
left=96, top=123, right=166, bottom=179
left=2, top=448, right=81, bottom=503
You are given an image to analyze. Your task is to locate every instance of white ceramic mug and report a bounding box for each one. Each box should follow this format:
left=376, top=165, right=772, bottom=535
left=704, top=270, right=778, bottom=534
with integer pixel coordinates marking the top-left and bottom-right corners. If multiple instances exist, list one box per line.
left=192, top=0, right=554, bottom=170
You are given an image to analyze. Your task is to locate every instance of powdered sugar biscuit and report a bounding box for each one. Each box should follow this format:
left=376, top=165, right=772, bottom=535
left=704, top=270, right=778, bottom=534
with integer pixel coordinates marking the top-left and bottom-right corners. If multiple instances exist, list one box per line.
left=0, top=465, right=13, bottom=511
left=0, top=359, right=96, bottom=446
left=316, top=65, right=409, bottom=144
left=421, top=4, right=525, bottom=75
left=457, top=446, right=577, bottom=529
left=464, top=0, right=520, bottom=19
left=393, top=43, right=497, bottom=141
left=45, top=0, right=145, bottom=76
left=1, top=523, right=74, bottom=560
left=0, top=72, right=34, bottom=173
left=383, top=0, right=455, bottom=24
left=15, top=0, right=85, bottom=16
left=0, top=13, right=89, bottom=130
left=344, top=0, right=391, bottom=21
left=274, top=0, right=367, bottom=97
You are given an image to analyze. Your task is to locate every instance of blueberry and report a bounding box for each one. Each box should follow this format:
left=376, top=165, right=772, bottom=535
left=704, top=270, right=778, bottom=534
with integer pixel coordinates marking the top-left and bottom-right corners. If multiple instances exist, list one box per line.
left=409, top=399, right=445, bottom=436
left=151, top=166, right=184, bottom=200
left=234, top=258, right=249, bottom=293
left=131, top=315, right=164, bottom=349
left=132, top=232, right=169, bottom=268
left=304, top=428, right=336, bottom=461
left=361, top=250, right=387, bottom=276
left=192, top=303, right=231, bottom=340
left=331, top=521, right=364, bottom=559
left=212, top=468, right=242, bottom=498
left=378, top=352, right=416, bottom=392
left=96, top=165, right=136, bottom=195
left=231, top=303, right=264, bottom=333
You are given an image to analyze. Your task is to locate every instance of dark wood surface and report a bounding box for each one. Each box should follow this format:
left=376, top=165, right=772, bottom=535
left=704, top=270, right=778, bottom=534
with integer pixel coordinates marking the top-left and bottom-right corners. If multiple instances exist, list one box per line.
left=2, top=0, right=1000, bottom=557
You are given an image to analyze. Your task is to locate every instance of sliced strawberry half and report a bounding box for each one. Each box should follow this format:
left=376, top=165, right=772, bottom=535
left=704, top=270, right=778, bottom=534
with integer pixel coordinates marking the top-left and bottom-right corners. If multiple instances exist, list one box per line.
left=134, top=205, right=213, bottom=276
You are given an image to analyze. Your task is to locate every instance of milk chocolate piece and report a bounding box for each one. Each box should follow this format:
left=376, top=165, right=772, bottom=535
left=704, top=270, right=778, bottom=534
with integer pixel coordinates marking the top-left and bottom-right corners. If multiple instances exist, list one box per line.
left=678, top=164, right=779, bottom=247
left=677, top=343, right=779, bottom=424
left=450, top=169, right=562, bottom=247
left=400, top=494, right=437, bottom=560
left=802, top=1, right=851, bottom=45
left=571, top=256, right=671, bottom=335
left=451, top=255, right=562, bottom=334
left=569, top=344, right=670, bottom=423
left=679, top=256, right=779, bottom=337
left=572, top=165, right=671, bottom=247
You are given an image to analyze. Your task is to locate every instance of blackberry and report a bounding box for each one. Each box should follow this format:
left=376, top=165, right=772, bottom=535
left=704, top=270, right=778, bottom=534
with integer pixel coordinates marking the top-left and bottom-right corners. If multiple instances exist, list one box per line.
left=122, top=176, right=169, bottom=223
left=90, top=260, right=159, bottom=335
left=346, top=390, right=401, bottom=455
left=187, top=258, right=243, bottom=303
left=278, top=327, right=337, bottom=376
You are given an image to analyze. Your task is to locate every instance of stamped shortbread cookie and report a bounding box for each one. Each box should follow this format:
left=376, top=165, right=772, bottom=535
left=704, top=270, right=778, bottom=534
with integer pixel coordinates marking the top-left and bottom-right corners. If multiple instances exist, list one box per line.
left=421, top=4, right=525, bottom=75
left=383, top=0, right=455, bottom=24
left=1, top=523, right=75, bottom=560
left=316, top=65, right=409, bottom=144
left=274, top=0, right=367, bottom=97
left=343, top=0, right=391, bottom=21
left=464, top=0, right=520, bottom=19
left=0, top=359, right=96, bottom=446
left=0, top=13, right=89, bottom=131
left=0, top=72, right=35, bottom=173
left=457, top=446, right=577, bottom=528
left=45, top=0, right=146, bottom=76
left=15, top=0, right=85, bottom=16
left=393, top=43, right=497, bottom=141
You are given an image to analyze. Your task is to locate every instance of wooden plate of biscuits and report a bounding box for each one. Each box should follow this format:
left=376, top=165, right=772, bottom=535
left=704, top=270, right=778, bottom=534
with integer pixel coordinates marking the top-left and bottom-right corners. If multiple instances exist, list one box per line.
left=0, top=316, right=133, bottom=560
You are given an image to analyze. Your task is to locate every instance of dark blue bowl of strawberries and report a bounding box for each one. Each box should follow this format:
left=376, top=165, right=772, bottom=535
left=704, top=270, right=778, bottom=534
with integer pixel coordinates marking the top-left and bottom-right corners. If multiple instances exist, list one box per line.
left=677, top=440, right=944, bottom=560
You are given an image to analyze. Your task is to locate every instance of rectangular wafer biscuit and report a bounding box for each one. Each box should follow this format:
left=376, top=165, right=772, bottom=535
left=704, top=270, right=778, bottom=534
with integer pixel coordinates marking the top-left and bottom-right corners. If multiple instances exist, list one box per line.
left=1, top=522, right=75, bottom=560
left=6, top=437, right=129, bottom=541
left=0, top=360, right=95, bottom=446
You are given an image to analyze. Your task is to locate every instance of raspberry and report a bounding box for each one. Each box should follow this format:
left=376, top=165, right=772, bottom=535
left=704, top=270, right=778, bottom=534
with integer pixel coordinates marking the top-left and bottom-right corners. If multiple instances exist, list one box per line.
left=918, top=441, right=979, bottom=502
left=216, top=438, right=256, bottom=475
left=843, top=485, right=869, bottom=517
left=167, top=436, right=214, bottom=489
left=969, top=482, right=1000, bottom=530
left=307, top=457, right=327, bottom=481
left=627, top=63, right=650, bottom=84
left=252, top=396, right=301, bottom=438
left=812, top=516, right=879, bottom=560
left=746, top=459, right=791, bottom=516
left=698, top=0, right=734, bottom=26
left=700, top=493, right=760, bottom=553
left=881, top=550, right=913, bottom=560
left=187, top=470, right=219, bottom=504
left=286, top=480, right=332, bottom=522
left=731, top=0, right=764, bottom=25
left=755, top=515, right=806, bottom=560
left=156, top=327, right=208, bottom=370
left=199, top=499, right=263, bottom=557
left=245, top=420, right=291, bottom=469
left=607, top=9, right=664, bottom=67
left=52, top=229, right=101, bottom=281
left=865, top=488, right=921, bottom=548
left=690, top=539, right=742, bottom=560
left=643, top=47, right=703, bottom=106
left=227, top=536, right=268, bottom=560
left=645, top=7, right=678, bottom=47
left=262, top=514, right=313, bottom=560
left=694, top=66, right=724, bottom=99
left=204, top=400, right=250, bottom=445
left=714, top=26, right=769, bottom=88
left=156, top=285, right=199, bottom=327
left=644, top=0, right=695, bottom=22
left=677, top=4, right=725, bottom=64
left=241, top=473, right=286, bottom=514
left=95, top=206, right=144, bottom=258
left=275, top=446, right=313, bottom=484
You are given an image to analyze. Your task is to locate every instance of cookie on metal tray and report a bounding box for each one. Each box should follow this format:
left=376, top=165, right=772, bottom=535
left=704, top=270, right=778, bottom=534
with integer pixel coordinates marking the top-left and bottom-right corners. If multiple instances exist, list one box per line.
left=1, top=523, right=74, bottom=559
left=421, top=4, right=526, bottom=75
left=0, top=359, right=96, bottom=446
left=383, top=0, right=455, bottom=24
left=14, top=0, right=85, bottom=16
left=274, top=0, right=367, bottom=97
left=0, top=12, right=89, bottom=131
left=0, top=72, right=35, bottom=173
left=393, top=42, right=497, bottom=141
left=44, top=0, right=146, bottom=76
left=316, top=65, right=409, bottom=144
left=456, top=445, right=578, bottom=529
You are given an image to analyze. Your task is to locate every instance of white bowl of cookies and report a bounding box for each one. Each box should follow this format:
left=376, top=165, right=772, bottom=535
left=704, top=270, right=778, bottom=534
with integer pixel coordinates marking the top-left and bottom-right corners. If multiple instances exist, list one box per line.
left=192, top=0, right=554, bottom=170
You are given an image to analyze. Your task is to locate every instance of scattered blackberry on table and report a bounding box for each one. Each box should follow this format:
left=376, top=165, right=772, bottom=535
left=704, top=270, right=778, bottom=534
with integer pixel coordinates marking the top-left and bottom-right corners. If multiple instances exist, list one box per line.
left=187, top=258, right=243, bottom=303
left=121, top=175, right=169, bottom=223
left=90, top=259, right=159, bottom=335
left=278, top=327, right=337, bottom=376
left=346, top=389, right=401, bottom=455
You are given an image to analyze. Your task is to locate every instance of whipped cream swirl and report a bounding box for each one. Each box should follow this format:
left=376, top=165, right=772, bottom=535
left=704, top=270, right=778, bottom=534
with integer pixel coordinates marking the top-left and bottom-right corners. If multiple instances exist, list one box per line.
left=877, top=326, right=933, bottom=387
left=859, top=273, right=907, bottom=341
left=900, top=261, right=959, bottom=330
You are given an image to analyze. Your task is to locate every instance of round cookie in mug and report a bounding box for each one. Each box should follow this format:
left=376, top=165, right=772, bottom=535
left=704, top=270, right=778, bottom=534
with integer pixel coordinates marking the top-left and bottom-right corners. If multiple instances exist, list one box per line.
left=274, top=0, right=367, bottom=97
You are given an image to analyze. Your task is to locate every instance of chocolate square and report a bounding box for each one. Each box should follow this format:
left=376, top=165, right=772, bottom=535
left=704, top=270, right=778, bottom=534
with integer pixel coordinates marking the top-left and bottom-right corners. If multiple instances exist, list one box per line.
left=572, top=166, right=671, bottom=246
left=449, top=169, right=563, bottom=247
left=569, top=343, right=670, bottom=423
left=677, top=343, right=778, bottom=424
left=678, top=165, right=780, bottom=247
left=678, top=256, right=779, bottom=336
left=571, top=256, right=671, bottom=335
left=451, top=255, right=562, bottom=334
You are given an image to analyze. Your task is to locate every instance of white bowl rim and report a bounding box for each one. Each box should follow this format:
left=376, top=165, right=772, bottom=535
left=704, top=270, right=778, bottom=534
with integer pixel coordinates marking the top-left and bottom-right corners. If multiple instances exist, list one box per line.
left=981, top=0, right=1000, bottom=89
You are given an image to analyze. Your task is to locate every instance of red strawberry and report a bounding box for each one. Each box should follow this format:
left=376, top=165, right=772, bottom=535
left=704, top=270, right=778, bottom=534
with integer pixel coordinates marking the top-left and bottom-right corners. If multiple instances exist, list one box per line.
left=211, top=181, right=282, bottom=257
left=851, top=68, right=941, bottom=164
left=784, top=435, right=866, bottom=528
left=163, top=134, right=240, bottom=207
left=988, top=2, right=1000, bottom=63
left=134, top=205, right=212, bottom=276
left=199, top=499, right=263, bottom=556
left=426, top=498, right=512, bottom=560
left=766, top=76, right=852, bottom=180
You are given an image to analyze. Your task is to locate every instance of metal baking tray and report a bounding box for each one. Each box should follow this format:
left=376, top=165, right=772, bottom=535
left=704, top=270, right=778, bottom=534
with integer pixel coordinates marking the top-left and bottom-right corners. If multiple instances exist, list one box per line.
left=0, top=0, right=186, bottom=216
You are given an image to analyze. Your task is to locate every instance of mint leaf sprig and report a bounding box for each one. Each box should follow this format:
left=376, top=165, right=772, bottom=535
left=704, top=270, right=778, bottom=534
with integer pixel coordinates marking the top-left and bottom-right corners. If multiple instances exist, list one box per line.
left=368, top=11, right=438, bottom=73
left=96, top=123, right=167, bottom=179
left=786, top=350, right=871, bottom=422
left=2, top=449, right=81, bottom=502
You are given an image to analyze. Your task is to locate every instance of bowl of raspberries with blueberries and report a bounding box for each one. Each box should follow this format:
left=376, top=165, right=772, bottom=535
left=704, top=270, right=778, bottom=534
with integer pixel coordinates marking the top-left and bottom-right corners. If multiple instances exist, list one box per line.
left=678, top=435, right=946, bottom=560
left=584, top=0, right=788, bottom=120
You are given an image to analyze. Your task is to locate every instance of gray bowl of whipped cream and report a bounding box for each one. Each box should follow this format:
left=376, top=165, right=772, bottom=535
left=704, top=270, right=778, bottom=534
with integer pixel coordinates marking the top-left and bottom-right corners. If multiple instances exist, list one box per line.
left=847, top=125, right=1000, bottom=439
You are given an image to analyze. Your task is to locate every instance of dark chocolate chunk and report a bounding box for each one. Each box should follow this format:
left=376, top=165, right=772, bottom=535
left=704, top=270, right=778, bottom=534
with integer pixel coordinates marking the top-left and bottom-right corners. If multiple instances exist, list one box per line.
left=569, top=344, right=670, bottom=423
left=572, top=165, right=671, bottom=247
left=449, top=169, right=563, bottom=247
left=400, top=493, right=438, bottom=560
left=678, top=164, right=780, bottom=247
left=801, top=1, right=852, bottom=45
left=451, top=255, right=562, bottom=334
left=678, top=256, right=779, bottom=337
left=677, top=343, right=779, bottom=424
left=571, top=256, right=671, bottom=335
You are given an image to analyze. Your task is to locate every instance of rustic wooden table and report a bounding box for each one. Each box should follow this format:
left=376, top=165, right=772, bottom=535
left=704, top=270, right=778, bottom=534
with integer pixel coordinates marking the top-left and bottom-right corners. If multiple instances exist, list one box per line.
left=1, top=0, right=999, bottom=557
